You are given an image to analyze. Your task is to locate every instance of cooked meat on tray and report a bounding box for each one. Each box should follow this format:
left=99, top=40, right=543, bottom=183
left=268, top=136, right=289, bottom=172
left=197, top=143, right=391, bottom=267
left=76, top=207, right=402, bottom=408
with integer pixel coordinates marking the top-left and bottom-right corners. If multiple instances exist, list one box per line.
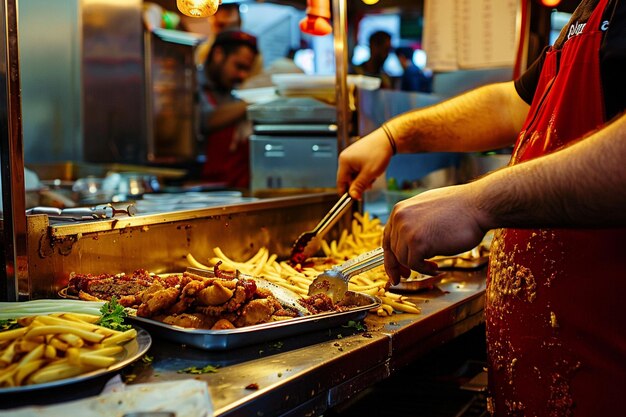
left=66, top=263, right=349, bottom=330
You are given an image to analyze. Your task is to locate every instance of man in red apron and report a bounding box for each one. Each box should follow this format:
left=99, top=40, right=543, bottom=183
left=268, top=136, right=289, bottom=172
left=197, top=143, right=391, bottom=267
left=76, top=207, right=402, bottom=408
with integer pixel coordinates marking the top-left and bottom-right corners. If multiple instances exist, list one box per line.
left=337, top=0, right=626, bottom=415
left=199, top=30, right=258, bottom=188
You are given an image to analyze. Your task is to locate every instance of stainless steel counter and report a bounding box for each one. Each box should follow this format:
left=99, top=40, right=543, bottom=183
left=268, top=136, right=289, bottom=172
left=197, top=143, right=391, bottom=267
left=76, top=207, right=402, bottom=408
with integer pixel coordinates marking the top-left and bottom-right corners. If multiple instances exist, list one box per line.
left=125, top=269, right=486, bottom=417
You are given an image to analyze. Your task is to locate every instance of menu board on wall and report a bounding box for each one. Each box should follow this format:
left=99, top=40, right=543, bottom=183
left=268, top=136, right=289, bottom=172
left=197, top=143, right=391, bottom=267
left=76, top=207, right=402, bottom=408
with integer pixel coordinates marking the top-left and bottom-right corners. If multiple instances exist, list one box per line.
left=422, top=0, right=458, bottom=71
left=423, top=0, right=519, bottom=71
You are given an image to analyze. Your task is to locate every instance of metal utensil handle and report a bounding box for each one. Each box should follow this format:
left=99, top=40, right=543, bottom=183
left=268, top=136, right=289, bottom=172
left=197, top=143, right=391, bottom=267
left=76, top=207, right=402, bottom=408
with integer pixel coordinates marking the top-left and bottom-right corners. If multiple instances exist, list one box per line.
left=312, top=193, right=352, bottom=237
left=335, top=247, right=385, bottom=280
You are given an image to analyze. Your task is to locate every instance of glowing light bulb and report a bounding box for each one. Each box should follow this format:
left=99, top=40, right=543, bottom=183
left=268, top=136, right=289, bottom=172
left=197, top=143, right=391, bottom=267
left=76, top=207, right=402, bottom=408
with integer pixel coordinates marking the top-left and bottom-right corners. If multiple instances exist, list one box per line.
left=540, top=0, right=562, bottom=6
left=177, top=0, right=220, bottom=18
left=362, top=0, right=380, bottom=5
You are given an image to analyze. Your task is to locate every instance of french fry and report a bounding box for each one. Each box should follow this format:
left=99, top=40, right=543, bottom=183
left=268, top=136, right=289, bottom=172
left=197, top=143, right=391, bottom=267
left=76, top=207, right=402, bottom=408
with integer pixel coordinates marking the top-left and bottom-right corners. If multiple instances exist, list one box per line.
left=77, top=354, right=116, bottom=368
left=48, top=337, right=69, bottom=352
left=28, top=362, right=85, bottom=385
left=37, top=315, right=115, bottom=335
left=186, top=253, right=212, bottom=271
left=0, top=364, right=18, bottom=385
left=56, top=312, right=101, bottom=324
left=14, top=358, right=45, bottom=386
left=0, top=341, right=17, bottom=366
left=25, top=325, right=105, bottom=344
left=380, top=297, right=421, bottom=314
left=81, top=346, right=123, bottom=357
left=0, top=327, right=27, bottom=342
left=101, top=328, right=137, bottom=346
left=44, top=344, right=57, bottom=360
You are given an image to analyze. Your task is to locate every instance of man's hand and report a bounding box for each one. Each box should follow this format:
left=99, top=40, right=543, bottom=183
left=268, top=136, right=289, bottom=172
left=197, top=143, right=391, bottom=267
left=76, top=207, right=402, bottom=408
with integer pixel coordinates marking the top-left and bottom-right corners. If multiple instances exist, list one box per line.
left=382, top=184, right=487, bottom=284
left=337, top=128, right=394, bottom=200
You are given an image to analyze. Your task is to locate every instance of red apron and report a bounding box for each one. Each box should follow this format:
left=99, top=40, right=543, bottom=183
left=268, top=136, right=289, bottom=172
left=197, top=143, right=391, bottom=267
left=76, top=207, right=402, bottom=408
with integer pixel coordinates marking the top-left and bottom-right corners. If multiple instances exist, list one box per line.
left=201, top=91, right=250, bottom=188
left=486, top=0, right=626, bottom=415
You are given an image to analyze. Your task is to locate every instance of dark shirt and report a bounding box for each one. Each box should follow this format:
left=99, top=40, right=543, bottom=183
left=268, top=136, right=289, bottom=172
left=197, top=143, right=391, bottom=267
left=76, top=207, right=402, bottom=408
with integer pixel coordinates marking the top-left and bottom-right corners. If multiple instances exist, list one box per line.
left=400, top=64, right=432, bottom=93
left=515, top=0, right=626, bottom=120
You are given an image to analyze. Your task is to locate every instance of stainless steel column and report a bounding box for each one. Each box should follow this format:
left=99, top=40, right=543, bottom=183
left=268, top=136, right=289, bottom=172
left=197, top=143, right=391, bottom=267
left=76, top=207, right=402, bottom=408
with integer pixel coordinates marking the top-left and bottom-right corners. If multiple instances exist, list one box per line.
left=0, top=0, right=27, bottom=301
left=332, top=0, right=349, bottom=152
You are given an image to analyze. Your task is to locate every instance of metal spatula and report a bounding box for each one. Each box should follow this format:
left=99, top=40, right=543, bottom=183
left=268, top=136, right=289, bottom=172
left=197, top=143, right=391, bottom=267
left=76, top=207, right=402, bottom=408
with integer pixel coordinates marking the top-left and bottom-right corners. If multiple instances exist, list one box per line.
left=289, top=193, right=353, bottom=264
left=308, top=247, right=385, bottom=303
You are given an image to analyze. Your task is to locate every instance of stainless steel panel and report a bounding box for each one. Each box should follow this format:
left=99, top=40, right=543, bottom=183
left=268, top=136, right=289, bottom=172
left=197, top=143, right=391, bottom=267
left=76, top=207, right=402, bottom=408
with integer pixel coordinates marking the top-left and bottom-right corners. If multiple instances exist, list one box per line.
left=250, top=135, right=338, bottom=192
left=82, top=0, right=146, bottom=163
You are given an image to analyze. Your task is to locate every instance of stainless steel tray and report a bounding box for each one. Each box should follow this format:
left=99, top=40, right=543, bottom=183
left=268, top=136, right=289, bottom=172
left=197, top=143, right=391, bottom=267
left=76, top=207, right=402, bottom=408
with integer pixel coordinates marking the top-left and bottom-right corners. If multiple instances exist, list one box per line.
left=128, top=291, right=380, bottom=350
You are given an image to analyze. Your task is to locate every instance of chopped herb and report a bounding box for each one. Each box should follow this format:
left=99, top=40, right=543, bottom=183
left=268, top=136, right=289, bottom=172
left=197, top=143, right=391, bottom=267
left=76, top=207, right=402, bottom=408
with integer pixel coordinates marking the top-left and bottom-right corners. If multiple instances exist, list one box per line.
left=0, top=319, right=19, bottom=331
left=337, top=334, right=343, bottom=339
left=141, top=354, right=153, bottom=364
left=97, top=297, right=131, bottom=331
left=270, top=341, right=283, bottom=350
left=177, top=364, right=219, bottom=374
left=342, top=320, right=366, bottom=332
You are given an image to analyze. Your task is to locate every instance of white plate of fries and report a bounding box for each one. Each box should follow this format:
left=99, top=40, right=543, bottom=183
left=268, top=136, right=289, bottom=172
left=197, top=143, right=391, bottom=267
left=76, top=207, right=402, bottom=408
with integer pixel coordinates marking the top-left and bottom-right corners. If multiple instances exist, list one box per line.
left=0, top=312, right=151, bottom=394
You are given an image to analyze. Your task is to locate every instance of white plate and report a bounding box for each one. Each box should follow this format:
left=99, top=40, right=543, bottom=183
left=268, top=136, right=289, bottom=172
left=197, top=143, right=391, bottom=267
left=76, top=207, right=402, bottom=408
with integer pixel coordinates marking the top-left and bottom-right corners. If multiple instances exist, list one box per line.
left=0, top=326, right=151, bottom=394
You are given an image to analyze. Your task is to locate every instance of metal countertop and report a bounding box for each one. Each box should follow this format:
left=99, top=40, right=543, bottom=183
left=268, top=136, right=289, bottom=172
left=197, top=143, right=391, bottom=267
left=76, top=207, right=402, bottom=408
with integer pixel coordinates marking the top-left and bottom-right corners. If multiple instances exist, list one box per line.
left=125, top=269, right=486, bottom=417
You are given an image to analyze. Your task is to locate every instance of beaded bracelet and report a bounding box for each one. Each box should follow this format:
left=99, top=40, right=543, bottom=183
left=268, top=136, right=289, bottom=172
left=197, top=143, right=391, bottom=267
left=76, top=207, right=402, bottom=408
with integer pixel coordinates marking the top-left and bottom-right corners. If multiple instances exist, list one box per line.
left=381, top=123, right=397, bottom=155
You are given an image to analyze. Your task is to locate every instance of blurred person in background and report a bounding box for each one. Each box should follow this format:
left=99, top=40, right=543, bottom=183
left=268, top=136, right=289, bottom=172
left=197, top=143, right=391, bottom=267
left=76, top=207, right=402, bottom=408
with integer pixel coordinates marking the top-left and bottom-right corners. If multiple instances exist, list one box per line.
left=395, top=46, right=432, bottom=93
left=199, top=30, right=258, bottom=188
left=337, top=0, right=626, bottom=415
left=351, top=30, right=393, bottom=89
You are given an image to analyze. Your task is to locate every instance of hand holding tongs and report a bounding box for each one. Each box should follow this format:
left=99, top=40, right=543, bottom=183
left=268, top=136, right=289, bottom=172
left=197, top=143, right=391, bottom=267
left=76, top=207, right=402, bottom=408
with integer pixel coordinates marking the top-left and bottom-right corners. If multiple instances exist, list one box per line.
left=308, top=247, right=384, bottom=303
left=289, top=193, right=353, bottom=264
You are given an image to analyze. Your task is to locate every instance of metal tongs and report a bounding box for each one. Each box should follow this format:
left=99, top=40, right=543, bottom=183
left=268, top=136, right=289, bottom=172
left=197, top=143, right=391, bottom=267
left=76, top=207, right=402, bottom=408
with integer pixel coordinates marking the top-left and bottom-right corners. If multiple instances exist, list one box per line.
left=308, top=247, right=384, bottom=303
left=289, top=193, right=353, bottom=264
left=26, top=203, right=137, bottom=221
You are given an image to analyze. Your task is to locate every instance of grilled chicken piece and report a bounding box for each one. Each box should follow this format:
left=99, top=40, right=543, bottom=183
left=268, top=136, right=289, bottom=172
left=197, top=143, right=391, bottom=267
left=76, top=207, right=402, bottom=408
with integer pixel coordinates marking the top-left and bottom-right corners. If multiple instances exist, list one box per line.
left=137, top=287, right=180, bottom=317
left=236, top=298, right=281, bottom=327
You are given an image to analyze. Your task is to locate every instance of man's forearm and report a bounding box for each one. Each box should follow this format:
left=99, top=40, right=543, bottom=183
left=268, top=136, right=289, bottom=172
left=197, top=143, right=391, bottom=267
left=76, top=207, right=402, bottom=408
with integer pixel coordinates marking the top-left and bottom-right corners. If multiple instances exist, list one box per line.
left=472, top=113, right=626, bottom=229
left=386, top=81, right=530, bottom=154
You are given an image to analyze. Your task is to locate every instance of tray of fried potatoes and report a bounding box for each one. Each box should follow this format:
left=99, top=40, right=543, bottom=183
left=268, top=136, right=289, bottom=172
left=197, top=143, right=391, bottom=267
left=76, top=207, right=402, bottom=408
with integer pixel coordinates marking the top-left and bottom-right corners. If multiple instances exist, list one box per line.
left=0, top=312, right=150, bottom=393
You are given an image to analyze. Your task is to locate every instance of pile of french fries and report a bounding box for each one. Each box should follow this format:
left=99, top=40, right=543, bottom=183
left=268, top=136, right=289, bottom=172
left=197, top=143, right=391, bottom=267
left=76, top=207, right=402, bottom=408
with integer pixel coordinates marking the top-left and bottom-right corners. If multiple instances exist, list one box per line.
left=187, top=212, right=420, bottom=316
left=0, top=313, right=136, bottom=388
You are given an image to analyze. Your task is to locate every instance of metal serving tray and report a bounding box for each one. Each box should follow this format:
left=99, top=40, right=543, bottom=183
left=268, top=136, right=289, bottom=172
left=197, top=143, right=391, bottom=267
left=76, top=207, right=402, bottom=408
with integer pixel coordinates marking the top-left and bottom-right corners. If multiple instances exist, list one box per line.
left=128, top=291, right=380, bottom=350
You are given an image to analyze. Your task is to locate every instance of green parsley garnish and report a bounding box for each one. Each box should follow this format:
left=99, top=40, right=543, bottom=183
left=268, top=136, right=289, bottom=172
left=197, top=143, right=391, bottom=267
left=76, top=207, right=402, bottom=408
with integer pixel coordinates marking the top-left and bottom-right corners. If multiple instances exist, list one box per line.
left=177, top=364, right=220, bottom=374
left=342, top=320, right=367, bottom=332
left=96, top=297, right=131, bottom=331
left=0, top=318, right=19, bottom=331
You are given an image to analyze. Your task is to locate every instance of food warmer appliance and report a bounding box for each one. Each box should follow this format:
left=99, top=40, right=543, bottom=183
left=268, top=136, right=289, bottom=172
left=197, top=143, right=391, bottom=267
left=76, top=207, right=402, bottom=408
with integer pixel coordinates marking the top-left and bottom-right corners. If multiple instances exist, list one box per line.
left=247, top=98, right=341, bottom=193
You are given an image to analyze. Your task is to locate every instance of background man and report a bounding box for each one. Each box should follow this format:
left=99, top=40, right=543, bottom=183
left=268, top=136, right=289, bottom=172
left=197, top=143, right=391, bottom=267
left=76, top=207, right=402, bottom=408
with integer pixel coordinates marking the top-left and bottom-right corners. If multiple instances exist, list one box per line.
left=352, top=31, right=393, bottom=89
left=199, top=30, right=258, bottom=188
